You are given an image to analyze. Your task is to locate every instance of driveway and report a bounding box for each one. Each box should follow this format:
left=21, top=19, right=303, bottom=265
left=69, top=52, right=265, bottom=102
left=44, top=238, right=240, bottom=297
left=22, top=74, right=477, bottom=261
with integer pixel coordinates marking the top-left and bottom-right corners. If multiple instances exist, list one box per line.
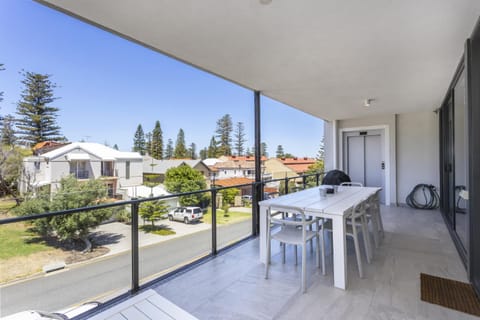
left=90, top=219, right=211, bottom=256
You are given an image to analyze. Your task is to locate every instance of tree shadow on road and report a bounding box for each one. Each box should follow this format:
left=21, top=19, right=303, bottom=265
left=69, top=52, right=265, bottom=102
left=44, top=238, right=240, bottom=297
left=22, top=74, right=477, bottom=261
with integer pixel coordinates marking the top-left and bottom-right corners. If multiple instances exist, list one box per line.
left=89, top=231, right=124, bottom=246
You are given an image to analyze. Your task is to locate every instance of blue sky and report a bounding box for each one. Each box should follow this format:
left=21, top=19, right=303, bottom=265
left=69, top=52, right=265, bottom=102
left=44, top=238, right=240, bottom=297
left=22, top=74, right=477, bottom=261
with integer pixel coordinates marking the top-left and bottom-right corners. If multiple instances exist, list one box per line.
left=0, top=0, right=323, bottom=157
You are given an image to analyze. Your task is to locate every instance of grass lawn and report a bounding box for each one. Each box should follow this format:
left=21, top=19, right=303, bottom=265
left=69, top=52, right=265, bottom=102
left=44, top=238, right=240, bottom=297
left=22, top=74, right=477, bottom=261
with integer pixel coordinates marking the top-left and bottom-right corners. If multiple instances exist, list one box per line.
left=0, top=198, right=53, bottom=260
left=0, top=222, right=52, bottom=260
left=202, top=208, right=251, bottom=225
left=140, top=225, right=176, bottom=236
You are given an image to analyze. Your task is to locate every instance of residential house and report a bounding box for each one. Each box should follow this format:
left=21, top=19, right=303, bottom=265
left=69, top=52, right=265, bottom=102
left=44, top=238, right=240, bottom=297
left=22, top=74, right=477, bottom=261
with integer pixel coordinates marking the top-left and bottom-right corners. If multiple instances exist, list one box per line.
left=142, top=155, right=210, bottom=183
left=20, top=142, right=143, bottom=197
left=280, top=157, right=316, bottom=175
left=212, top=156, right=271, bottom=181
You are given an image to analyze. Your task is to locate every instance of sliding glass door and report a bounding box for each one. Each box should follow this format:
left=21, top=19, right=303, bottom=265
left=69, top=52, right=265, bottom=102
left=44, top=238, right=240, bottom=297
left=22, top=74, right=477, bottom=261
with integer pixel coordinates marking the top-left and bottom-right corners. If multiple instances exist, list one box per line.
left=440, top=18, right=480, bottom=295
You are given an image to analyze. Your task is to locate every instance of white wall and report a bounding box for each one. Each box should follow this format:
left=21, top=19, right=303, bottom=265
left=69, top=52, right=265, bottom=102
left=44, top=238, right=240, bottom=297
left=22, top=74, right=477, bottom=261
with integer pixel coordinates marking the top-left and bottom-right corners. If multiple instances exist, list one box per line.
left=116, top=159, right=143, bottom=188
left=396, top=111, right=439, bottom=204
left=324, top=111, right=439, bottom=206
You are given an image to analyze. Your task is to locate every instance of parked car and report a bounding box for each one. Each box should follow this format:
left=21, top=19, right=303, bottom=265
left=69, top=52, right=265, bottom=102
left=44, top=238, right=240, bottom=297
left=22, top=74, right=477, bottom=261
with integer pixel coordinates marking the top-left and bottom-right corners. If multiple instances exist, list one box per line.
left=1, top=302, right=101, bottom=320
left=167, top=207, right=203, bottom=224
left=241, top=195, right=252, bottom=201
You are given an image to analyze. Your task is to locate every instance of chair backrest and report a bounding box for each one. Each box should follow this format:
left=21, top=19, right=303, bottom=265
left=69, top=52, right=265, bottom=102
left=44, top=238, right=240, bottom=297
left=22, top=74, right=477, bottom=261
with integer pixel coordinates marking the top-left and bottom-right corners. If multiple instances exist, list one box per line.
left=346, top=200, right=366, bottom=229
left=340, top=182, right=363, bottom=187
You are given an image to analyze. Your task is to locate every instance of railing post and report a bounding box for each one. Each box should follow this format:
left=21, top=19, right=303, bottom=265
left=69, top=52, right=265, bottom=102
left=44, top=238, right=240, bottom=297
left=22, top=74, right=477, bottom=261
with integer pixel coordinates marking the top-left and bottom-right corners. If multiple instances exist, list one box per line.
left=316, top=173, right=320, bottom=186
left=211, top=188, right=217, bottom=255
left=285, top=176, right=289, bottom=194
left=302, top=174, right=307, bottom=189
left=251, top=183, right=257, bottom=236
left=131, top=199, right=139, bottom=293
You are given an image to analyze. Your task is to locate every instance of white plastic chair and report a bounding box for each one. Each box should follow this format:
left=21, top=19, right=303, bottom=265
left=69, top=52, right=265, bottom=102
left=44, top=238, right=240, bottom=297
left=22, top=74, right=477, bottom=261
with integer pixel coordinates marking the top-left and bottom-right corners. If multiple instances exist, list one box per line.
left=324, top=200, right=371, bottom=278
left=265, top=207, right=325, bottom=293
left=340, top=182, right=364, bottom=187
left=365, top=190, right=384, bottom=243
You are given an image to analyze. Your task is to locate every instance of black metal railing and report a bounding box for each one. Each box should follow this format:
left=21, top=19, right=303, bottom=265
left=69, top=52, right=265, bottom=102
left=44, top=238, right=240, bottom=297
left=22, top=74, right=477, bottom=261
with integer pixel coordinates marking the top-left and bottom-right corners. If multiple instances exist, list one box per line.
left=0, top=171, right=323, bottom=314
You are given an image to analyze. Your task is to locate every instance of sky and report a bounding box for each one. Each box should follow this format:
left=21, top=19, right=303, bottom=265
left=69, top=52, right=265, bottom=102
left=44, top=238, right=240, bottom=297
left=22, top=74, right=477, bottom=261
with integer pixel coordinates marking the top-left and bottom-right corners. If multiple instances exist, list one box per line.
left=0, top=0, right=324, bottom=157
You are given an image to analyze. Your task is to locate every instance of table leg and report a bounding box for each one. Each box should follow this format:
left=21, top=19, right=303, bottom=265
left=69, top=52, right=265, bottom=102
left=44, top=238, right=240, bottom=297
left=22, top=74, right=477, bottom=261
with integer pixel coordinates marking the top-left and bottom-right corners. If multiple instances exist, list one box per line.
left=259, top=206, right=268, bottom=264
left=332, top=215, right=347, bottom=290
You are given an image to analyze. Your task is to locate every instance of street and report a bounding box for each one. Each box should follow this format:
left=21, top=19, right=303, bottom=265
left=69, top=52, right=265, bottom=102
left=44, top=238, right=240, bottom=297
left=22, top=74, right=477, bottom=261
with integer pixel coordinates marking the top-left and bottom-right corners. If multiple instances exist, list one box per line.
left=0, top=220, right=251, bottom=317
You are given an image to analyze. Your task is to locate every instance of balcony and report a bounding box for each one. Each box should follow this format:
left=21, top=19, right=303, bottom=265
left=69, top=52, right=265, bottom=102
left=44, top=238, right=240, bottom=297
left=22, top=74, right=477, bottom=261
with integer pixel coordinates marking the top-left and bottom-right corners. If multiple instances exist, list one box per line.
left=60, top=205, right=468, bottom=319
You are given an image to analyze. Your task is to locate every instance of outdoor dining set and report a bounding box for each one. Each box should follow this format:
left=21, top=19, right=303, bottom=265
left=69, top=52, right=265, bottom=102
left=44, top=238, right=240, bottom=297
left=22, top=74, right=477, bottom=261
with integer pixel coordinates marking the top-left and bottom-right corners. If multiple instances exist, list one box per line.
left=259, top=181, right=383, bottom=293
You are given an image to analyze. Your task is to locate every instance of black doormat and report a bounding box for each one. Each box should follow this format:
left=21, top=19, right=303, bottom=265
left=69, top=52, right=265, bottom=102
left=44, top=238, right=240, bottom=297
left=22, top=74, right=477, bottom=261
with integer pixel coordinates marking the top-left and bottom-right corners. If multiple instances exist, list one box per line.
left=420, top=273, right=480, bottom=317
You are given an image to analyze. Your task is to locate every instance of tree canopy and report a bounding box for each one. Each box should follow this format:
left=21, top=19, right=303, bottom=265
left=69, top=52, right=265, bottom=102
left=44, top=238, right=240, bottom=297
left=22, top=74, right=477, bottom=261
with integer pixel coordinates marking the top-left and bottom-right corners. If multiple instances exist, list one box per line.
left=139, top=200, right=169, bottom=226
left=15, top=176, right=114, bottom=250
left=234, top=122, right=246, bottom=156
left=16, top=71, right=63, bottom=145
left=133, top=124, right=146, bottom=155
left=164, top=164, right=207, bottom=206
left=151, top=120, right=163, bottom=159
left=215, top=114, right=233, bottom=156
left=165, top=138, right=174, bottom=159
left=174, top=128, right=187, bottom=158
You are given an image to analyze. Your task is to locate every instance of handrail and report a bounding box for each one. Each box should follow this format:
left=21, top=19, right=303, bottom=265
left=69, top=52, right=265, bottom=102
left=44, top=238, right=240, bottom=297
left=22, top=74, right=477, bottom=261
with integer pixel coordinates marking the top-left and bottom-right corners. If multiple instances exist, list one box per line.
left=0, top=171, right=324, bottom=226
left=0, top=170, right=324, bottom=295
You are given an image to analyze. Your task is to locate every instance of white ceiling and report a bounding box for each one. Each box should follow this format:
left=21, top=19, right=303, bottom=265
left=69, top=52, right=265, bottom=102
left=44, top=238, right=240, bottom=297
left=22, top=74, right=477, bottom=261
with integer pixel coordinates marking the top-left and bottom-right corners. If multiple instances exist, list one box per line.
left=38, top=0, right=480, bottom=121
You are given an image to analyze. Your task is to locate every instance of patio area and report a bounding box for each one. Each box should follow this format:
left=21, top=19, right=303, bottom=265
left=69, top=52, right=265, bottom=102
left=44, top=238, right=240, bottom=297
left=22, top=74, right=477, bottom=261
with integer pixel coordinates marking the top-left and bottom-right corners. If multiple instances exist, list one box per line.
left=90, top=205, right=473, bottom=319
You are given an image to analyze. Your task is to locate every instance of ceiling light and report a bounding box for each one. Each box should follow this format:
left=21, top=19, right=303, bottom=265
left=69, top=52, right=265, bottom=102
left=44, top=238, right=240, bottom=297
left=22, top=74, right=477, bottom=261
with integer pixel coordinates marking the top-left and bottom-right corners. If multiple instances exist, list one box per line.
left=260, top=0, right=272, bottom=5
left=363, top=98, right=375, bottom=107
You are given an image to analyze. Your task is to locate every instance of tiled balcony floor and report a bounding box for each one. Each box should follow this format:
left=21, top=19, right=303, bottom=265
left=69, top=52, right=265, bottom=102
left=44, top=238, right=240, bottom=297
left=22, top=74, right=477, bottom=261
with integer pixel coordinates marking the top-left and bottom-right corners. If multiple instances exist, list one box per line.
left=96, top=206, right=474, bottom=319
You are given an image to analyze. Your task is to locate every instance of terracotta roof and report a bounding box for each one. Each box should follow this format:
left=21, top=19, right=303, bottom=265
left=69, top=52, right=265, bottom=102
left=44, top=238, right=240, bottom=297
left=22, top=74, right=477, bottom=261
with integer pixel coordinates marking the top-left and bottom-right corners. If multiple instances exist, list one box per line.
left=279, top=157, right=316, bottom=165
left=285, top=164, right=313, bottom=174
left=214, top=177, right=254, bottom=187
left=33, top=141, right=67, bottom=150
left=264, top=187, right=278, bottom=193
left=221, top=155, right=267, bottom=162
left=213, top=160, right=255, bottom=169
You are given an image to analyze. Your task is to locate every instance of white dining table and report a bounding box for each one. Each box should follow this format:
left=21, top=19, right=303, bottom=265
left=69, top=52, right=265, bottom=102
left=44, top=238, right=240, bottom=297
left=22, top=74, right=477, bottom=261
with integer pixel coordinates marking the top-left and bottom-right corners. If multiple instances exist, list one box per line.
left=259, top=185, right=381, bottom=290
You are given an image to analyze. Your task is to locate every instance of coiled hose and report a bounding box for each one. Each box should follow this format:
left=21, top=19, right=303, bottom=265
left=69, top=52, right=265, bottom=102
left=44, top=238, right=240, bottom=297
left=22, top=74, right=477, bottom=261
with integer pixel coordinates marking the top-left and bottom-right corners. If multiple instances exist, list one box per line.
left=406, top=184, right=440, bottom=209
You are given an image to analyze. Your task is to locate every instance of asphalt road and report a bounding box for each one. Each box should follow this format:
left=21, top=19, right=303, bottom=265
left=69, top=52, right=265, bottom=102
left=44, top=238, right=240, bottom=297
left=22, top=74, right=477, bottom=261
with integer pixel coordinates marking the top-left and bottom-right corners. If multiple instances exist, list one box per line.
left=0, top=220, right=252, bottom=317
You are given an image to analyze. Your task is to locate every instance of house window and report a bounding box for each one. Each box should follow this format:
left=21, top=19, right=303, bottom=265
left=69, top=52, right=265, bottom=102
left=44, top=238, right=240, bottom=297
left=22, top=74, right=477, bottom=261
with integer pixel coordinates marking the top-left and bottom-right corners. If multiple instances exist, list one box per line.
left=125, top=161, right=130, bottom=179
left=101, top=161, right=114, bottom=176
left=70, top=160, right=89, bottom=179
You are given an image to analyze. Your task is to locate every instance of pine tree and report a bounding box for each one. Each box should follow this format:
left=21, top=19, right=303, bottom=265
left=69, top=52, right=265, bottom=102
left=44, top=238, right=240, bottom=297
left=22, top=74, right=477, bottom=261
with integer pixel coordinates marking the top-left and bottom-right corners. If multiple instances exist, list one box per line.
left=188, top=142, right=197, bottom=159
left=151, top=120, right=163, bottom=159
left=234, top=122, right=246, bottom=156
left=207, top=136, right=217, bottom=158
left=1, top=115, right=16, bottom=146
left=113, top=144, right=119, bottom=150
left=276, top=145, right=285, bottom=158
left=215, top=114, right=233, bottom=156
left=145, top=132, right=152, bottom=155
left=16, top=71, right=63, bottom=145
left=174, top=129, right=187, bottom=158
left=246, top=147, right=253, bottom=157
left=133, top=124, right=146, bottom=155
left=261, top=142, right=268, bottom=157
left=199, top=147, right=207, bottom=160
left=165, top=139, right=174, bottom=159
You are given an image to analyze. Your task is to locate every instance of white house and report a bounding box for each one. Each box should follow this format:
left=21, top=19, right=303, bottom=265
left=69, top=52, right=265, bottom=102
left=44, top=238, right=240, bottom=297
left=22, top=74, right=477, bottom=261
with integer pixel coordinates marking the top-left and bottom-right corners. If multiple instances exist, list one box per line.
left=20, top=142, right=143, bottom=197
